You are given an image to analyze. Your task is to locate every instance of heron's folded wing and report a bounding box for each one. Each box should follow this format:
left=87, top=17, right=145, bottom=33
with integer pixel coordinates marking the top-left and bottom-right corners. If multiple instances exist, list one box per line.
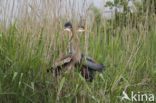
left=81, top=54, right=96, bottom=63
left=82, top=58, right=104, bottom=72
left=53, top=55, right=72, bottom=68
left=58, top=53, right=73, bottom=61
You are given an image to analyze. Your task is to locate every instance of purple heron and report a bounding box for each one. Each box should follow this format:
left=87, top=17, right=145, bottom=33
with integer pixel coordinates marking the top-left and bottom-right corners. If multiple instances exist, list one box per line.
left=47, top=22, right=81, bottom=74
left=76, top=25, right=104, bottom=82
left=47, top=22, right=104, bottom=82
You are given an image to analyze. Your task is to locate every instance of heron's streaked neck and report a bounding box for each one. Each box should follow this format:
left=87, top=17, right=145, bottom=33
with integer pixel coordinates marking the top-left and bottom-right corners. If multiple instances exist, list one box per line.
left=75, top=31, right=81, bottom=61
left=69, top=29, right=75, bottom=53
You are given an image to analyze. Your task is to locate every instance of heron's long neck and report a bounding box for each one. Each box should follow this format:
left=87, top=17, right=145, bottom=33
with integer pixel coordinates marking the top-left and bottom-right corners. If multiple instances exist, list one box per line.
left=69, top=30, right=75, bottom=53
left=75, top=31, right=81, bottom=61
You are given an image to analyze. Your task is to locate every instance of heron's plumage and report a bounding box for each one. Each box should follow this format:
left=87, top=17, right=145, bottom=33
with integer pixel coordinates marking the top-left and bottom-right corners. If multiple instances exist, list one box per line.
left=81, top=54, right=104, bottom=72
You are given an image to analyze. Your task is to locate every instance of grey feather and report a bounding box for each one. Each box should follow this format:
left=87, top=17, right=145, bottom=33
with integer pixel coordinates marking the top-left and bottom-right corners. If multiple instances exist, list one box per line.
left=81, top=54, right=104, bottom=72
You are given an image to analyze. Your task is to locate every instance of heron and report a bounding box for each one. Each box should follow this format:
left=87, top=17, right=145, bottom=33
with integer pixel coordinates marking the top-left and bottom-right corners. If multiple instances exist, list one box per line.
left=47, top=22, right=81, bottom=74
left=47, top=22, right=104, bottom=82
left=76, top=25, right=104, bottom=82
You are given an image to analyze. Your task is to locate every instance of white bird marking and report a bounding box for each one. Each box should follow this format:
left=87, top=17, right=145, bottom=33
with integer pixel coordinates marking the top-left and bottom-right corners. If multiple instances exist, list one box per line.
left=64, top=28, right=71, bottom=32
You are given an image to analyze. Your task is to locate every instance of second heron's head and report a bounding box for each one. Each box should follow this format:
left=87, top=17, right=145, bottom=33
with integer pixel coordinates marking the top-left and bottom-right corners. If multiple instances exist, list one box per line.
left=77, top=25, right=93, bottom=34
left=64, top=22, right=72, bottom=32
left=77, top=26, right=85, bottom=32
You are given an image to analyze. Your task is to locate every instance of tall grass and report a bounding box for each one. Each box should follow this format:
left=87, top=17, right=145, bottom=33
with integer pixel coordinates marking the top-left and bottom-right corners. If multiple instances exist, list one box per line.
left=0, top=0, right=156, bottom=102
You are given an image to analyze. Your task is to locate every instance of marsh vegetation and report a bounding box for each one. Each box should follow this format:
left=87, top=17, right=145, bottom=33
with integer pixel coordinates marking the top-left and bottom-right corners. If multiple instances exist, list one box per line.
left=0, top=0, right=156, bottom=102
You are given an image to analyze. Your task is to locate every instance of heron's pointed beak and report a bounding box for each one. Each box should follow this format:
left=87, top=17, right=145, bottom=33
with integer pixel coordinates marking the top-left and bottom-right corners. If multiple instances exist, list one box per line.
left=84, top=30, right=93, bottom=34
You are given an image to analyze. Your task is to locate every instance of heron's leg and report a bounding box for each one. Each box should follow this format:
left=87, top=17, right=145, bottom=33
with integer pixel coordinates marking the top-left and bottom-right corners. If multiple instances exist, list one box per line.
left=80, top=67, right=89, bottom=82
left=66, top=65, right=72, bottom=73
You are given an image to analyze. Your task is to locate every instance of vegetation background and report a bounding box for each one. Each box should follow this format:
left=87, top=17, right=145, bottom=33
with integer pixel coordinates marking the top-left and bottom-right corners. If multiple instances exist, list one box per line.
left=0, top=0, right=155, bottom=102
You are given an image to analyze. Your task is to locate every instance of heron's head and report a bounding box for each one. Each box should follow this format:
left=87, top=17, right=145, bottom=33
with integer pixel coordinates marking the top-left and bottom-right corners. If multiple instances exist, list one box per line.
left=77, top=25, right=93, bottom=34
left=77, top=26, right=85, bottom=32
left=64, top=22, right=72, bottom=32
